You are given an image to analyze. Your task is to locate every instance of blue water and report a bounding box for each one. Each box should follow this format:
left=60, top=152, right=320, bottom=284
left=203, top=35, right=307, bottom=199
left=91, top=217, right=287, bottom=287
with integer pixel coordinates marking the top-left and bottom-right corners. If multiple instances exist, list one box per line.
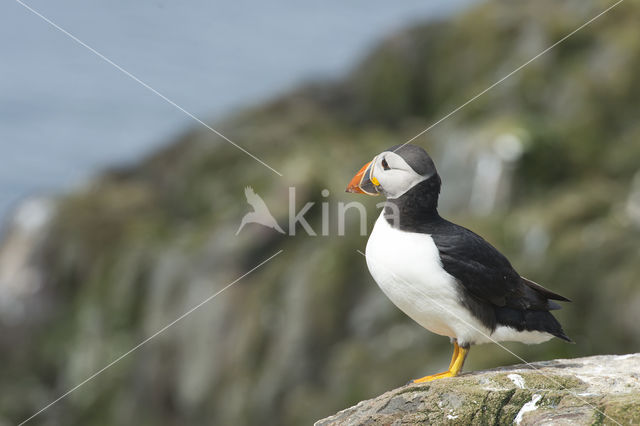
left=0, top=0, right=474, bottom=220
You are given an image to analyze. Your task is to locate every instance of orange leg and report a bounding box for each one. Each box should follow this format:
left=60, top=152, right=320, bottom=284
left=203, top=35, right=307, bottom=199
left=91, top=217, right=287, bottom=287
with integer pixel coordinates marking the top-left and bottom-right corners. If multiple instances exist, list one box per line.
left=412, top=341, right=469, bottom=383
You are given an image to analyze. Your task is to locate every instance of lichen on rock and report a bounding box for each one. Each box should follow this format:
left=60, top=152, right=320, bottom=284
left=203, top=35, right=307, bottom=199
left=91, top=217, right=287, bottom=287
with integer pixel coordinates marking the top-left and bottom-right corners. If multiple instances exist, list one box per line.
left=315, top=353, right=640, bottom=425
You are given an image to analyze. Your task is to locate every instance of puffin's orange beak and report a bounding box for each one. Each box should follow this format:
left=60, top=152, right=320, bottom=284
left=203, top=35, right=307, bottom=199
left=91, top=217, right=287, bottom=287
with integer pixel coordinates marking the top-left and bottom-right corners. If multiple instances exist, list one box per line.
left=346, top=160, right=380, bottom=196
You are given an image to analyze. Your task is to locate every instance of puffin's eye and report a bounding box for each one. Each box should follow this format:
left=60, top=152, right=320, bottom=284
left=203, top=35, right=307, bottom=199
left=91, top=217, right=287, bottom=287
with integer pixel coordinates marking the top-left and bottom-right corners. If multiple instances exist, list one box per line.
left=381, top=158, right=390, bottom=170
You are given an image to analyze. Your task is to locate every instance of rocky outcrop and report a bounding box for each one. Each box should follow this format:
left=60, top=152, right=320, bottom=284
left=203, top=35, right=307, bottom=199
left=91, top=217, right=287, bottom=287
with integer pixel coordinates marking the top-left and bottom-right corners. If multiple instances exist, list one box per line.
left=316, top=354, right=640, bottom=425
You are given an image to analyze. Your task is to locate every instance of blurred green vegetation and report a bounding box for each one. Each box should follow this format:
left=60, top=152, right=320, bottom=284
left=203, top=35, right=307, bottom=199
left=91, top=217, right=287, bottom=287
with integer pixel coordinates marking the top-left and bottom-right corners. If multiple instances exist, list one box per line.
left=2, top=0, right=640, bottom=424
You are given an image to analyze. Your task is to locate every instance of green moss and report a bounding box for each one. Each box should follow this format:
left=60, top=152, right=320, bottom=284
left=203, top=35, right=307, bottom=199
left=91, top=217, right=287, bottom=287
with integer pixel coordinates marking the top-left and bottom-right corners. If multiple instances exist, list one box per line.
left=489, top=372, right=586, bottom=392
left=601, top=394, right=640, bottom=425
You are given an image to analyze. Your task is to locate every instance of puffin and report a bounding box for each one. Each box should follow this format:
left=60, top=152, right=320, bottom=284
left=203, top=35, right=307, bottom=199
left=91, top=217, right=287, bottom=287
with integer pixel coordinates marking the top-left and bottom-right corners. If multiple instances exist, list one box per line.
left=346, top=144, right=571, bottom=383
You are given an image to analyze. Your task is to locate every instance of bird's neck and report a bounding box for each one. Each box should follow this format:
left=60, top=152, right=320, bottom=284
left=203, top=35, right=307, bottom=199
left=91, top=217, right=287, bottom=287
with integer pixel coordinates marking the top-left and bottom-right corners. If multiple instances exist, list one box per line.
left=383, top=175, right=442, bottom=229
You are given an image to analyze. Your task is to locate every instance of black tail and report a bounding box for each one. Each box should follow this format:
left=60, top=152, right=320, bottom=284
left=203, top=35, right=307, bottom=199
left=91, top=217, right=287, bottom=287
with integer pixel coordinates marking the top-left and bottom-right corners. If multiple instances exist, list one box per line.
left=521, top=277, right=571, bottom=302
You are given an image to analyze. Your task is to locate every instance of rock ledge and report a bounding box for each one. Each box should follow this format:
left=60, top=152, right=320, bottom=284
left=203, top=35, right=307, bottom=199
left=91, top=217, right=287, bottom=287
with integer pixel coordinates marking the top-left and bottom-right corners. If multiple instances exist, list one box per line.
left=315, top=354, right=640, bottom=425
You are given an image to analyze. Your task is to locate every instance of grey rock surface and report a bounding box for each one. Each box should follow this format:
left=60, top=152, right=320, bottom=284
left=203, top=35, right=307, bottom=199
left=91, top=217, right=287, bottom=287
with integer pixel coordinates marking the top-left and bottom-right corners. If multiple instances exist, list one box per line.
left=316, top=353, right=640, bottom=425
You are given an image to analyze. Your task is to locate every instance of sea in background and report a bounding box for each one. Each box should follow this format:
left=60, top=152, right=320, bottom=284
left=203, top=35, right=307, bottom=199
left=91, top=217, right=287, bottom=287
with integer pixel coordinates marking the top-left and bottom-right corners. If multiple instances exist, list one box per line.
left=0, top=0, right=474, bottom=222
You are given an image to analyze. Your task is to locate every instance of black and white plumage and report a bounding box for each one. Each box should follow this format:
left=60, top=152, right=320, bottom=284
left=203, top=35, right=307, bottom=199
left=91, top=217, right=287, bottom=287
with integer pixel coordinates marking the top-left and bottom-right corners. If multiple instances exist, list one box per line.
left=347, top=144, right=570, bottom=381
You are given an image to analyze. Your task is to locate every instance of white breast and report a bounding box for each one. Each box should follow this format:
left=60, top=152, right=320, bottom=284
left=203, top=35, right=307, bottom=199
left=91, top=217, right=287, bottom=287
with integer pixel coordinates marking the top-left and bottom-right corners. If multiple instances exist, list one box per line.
left=365, top=212, right=490, bottom=345
left=365, top=212, right=553, bottom=346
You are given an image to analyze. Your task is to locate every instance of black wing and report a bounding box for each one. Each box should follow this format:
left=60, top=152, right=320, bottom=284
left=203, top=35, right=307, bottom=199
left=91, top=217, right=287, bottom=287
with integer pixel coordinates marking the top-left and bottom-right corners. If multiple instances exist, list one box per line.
left=431, top=221, right=571, bottom=341
left=432, top=223, right=544, bottom=309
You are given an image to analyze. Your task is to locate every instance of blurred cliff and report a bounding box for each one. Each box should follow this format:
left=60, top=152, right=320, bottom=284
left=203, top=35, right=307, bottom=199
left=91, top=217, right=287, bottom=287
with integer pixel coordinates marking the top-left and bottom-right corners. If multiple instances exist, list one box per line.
left=2, top=0, right=639, bottom=424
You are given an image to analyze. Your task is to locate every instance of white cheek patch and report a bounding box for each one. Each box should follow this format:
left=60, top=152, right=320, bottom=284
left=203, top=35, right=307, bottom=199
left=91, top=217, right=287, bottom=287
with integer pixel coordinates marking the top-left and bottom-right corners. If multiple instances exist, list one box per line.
left=375, top=152, right=428, bottom=199
left=383, top=172, right=427, bottom=199
left=384, top=152, right=412, bottom=171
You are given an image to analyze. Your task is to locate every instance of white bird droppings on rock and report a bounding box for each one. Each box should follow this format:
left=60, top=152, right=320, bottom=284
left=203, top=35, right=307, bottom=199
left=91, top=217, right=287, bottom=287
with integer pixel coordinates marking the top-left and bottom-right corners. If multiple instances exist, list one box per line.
left=514, top=394, right=541, bottom=425
left=507, top=373, right=526, bottom=389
